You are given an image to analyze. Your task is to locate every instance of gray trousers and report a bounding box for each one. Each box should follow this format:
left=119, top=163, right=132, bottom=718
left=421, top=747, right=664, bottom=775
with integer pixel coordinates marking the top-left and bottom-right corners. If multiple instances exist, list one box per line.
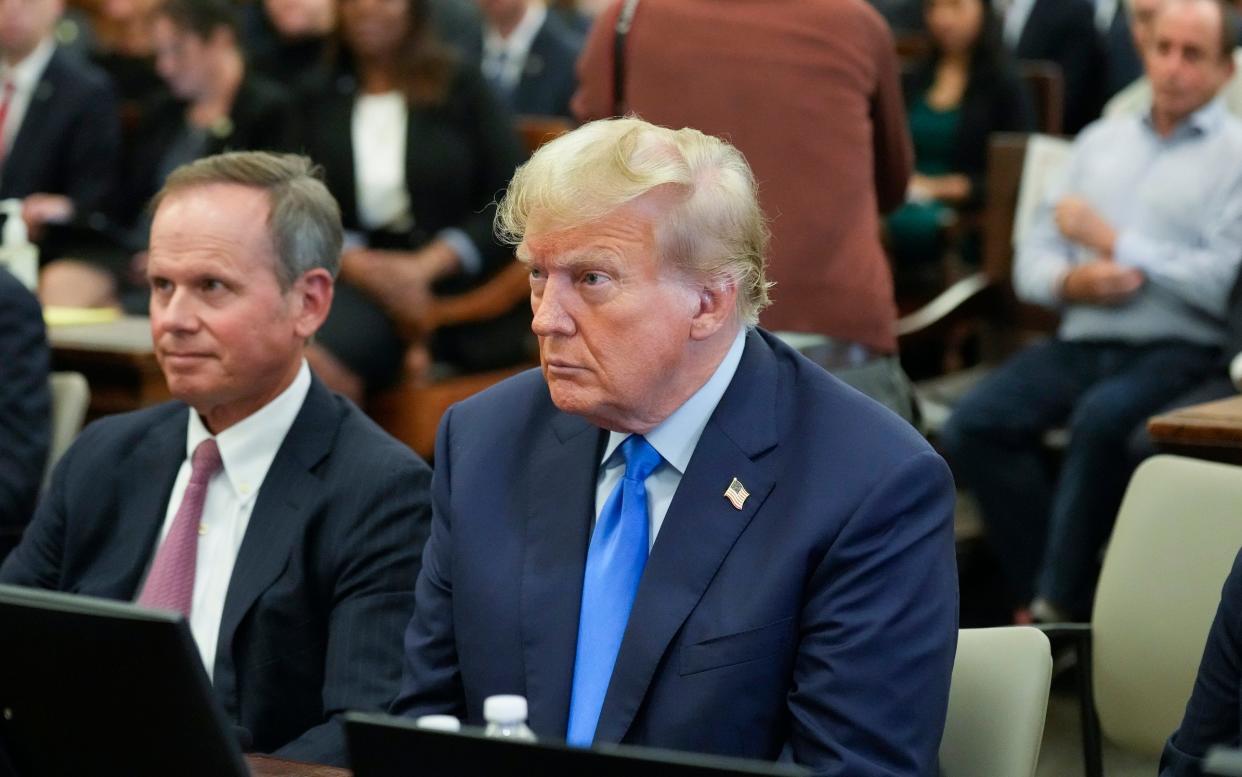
left=775, top=331, right=915, bottom=424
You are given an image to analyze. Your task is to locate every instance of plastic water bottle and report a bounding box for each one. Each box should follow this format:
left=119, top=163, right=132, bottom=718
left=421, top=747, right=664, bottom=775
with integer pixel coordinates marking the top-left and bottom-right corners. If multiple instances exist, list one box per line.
left=0, top=199, right=38, bottom=292
left=415, top=714, right=462, bottom=733
left=482, top=695, right=537, bottom=742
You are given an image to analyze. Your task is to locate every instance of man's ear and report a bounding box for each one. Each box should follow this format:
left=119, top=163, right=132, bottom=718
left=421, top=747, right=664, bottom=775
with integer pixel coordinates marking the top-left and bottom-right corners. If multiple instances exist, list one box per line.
left=689, top=277, right=739, bottom=341
left=292, top=268, right=334, bottom=340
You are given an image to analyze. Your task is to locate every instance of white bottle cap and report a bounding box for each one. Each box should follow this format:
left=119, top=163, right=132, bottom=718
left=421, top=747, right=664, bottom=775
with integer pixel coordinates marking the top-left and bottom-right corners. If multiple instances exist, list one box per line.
left=0, top=199, right=26, bottom=248
left=483, top=694, right=528, bottom=724
left=415, top=714, right=462, bottom=732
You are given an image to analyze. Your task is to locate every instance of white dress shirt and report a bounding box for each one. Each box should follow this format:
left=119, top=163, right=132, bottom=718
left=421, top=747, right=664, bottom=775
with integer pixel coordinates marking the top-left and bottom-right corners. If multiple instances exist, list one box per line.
left=146, top=360, right=311, bottom=679
left=0, top=37, right=55, bottom=157
left=348, top=90, right=483, bottom=273
left=481, top=3, right=547, bottom=95
left=594, top=328, right=747, bottom=550
left=352, top=91, right=413, bottom=233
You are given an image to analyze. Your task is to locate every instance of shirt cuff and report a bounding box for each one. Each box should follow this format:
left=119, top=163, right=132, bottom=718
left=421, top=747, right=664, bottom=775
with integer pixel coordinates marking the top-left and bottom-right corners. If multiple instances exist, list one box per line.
left=1230, top=351, right=1242, bottom=390
left=1015, top=253, right=1071, bottom=307
left=436, top=228, right=481, bottom=275
left=1113, top=230, right=1155, bottom=272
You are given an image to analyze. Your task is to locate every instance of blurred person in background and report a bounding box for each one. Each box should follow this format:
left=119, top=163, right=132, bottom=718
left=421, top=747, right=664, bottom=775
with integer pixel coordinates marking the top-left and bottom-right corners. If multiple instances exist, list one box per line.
left=0, top=267, right=49, bottom=552
left=465, top=0, right=582, bottom=118
left=0, top=0, right=120, bottom=266
left=944, top=0, right=1242, bottom=623
left=286, top=0, right=526, bottom=402
left=42, top=0, right=290, bottom=310
left=1002, top=0, right=1106, bottom=132
left=1105, top=0, right=1242, bottom=116
left=887, top=0, right=1034, bottom=280
left=242, top=0, right=334, bottom=88
left=573, top=0, right=917, bottom=421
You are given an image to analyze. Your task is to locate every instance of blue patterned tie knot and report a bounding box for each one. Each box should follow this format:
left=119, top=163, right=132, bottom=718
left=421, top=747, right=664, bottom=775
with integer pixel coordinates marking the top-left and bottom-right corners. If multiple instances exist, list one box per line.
left=566, top=434, right=662, bottom=746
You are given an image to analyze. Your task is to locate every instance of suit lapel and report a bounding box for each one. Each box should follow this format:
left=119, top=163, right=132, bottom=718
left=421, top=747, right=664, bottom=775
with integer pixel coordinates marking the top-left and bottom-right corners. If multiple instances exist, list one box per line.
left=595, top=331, right=781, bottom=743
left=514, top=29, right=550, bottom=111
left=2, top=49, right=59, bottom=195
left=87, top=408, right=187, bottom=599
left=521, top=404, right=603, bottom=737
left=212, top=378, right=336, bottom=700
left=321, top=77, right=359, bottom=229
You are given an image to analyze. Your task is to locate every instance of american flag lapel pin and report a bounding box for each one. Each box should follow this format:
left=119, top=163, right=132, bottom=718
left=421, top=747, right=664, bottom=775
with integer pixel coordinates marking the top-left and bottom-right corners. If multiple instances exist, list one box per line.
left=723, top=477, right=750, bottom=510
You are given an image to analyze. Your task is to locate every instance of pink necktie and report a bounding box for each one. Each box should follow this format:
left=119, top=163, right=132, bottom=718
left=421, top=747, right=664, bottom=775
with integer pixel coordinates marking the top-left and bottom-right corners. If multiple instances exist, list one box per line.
left=137, top=439, right=222, bottom=617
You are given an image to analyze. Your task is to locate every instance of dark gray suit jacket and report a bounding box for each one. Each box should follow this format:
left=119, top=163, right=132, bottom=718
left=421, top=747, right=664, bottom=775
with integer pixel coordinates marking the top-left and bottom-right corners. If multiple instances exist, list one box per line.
left=0, top=375, right=431, bottom=765
left=0, top=269, right=49, bottom=534
left=466, top=11, right=583, bottom=119
left=0, top=45, right=120, bottom=243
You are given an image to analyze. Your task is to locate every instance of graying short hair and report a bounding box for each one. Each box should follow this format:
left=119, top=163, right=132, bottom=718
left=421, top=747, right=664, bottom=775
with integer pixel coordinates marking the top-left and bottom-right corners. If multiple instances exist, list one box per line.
left=153, top=151, right=343, bottom=289
left=495, top=117, right=772, bottom=326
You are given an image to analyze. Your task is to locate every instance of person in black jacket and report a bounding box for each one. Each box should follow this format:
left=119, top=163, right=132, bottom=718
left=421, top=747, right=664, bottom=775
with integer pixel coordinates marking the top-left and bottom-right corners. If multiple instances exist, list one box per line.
left=41, top=0, right=290, bottom=310
left=1006, top=0, right=1107, bottom=133
left=0, top=0, right=120, bottom=268
left=286, top=0, right=526, bottom=401
left=0, top=268, right=49, bottom=555
left=887, top=0, right=1034, bottom=275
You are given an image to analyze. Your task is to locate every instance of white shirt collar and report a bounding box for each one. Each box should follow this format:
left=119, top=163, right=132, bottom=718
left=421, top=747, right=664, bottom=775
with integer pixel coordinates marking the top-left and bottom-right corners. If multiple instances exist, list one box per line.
left=2, top=37, right=55, bottom=93
left=483, top=2, right=547, bottom=60
left=185, top=360, right=312, bottom=500
left=600, top=328, right=748, bottom=476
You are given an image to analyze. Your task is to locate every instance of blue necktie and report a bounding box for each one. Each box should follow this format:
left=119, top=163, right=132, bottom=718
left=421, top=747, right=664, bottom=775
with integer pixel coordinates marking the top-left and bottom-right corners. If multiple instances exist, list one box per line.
left=566, top=434, right=662, bottom=746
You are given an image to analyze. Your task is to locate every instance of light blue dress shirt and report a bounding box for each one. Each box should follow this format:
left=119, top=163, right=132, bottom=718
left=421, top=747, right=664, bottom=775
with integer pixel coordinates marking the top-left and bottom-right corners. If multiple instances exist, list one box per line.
left=593, top=328, right=747, bottom=550
left=1014, top=97, right=1242, bottom=346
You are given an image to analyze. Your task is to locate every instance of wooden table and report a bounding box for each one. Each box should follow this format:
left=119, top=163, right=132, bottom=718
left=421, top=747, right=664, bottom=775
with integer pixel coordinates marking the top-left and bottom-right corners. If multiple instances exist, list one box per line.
left=247, top=755, right=351, bottom=777
left=1148, top=394, right=1242, bottom=464
left=48, top=315, right=169, bottom=419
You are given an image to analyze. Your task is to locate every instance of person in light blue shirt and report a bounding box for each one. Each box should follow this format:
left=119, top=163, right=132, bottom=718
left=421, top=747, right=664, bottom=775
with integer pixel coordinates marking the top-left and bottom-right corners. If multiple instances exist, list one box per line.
left=943, top=0, right=1242, bottom=623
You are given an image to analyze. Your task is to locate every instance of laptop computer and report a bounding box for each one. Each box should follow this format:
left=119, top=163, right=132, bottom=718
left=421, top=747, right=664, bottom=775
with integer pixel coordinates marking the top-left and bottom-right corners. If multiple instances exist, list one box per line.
left=345, top=711, right=809, bottom=777
left=0, top=584, right=249, bottom=777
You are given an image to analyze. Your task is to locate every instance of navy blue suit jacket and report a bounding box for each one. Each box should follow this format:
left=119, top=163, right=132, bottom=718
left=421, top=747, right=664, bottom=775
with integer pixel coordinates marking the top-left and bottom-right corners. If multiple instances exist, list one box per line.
left=466, top=12, right=583, bottom=119
left=393, top=329, right=959, bottom=775
left=1013, top=0, right=1106, bottom=133
left=1162, top=548, right=1242, bottom=776
left=0, top=269, right=49, bottom=533
left=0, top=375, right=432, bottom=765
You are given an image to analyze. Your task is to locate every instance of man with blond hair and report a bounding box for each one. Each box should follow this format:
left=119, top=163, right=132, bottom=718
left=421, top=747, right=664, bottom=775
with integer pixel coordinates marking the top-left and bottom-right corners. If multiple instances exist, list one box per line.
left=392, top=118, right=958, bottom=775
left=2, top=151, right=431, bottom=765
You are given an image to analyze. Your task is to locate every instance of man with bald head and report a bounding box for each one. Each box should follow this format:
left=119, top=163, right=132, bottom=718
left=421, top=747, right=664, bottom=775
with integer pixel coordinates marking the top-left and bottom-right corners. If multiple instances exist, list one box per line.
left=945, top=0, right=1242, bottom=623
left=393, top=117, right=958, bottom=775
left=1105, top=0, right=1242, bottom=116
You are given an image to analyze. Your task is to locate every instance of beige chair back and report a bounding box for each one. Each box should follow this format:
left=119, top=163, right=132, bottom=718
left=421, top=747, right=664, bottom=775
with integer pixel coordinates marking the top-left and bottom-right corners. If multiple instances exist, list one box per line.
left=1093, top=455, right=1242, bottom=755
left=44, top=371, right=89, bottom=490
left=939, top=626, right=1052, bottom=777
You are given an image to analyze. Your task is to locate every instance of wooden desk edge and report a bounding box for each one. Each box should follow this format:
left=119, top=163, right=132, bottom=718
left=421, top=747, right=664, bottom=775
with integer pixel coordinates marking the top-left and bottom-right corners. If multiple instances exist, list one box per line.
left=1149, top=395, right=1242, bottom=465
left=246, top=754, right=352, bottom=777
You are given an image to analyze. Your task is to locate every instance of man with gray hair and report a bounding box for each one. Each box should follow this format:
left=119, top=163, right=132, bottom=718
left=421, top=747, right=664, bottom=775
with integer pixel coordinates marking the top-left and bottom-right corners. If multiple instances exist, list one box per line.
left=393, top=118, right=959, bottom=775
left=1, top=151, right=432, bottom=765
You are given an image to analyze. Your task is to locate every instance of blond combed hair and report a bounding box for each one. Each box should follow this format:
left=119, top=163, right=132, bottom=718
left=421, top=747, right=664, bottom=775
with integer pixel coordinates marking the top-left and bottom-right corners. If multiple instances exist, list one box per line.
left=496, top=117, right=772, bottom=326
left=153, top=151, right=343, bottom=290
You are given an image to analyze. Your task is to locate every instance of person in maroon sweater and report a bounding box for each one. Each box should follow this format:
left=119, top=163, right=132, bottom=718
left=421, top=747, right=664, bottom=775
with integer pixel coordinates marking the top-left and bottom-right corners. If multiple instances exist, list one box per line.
left=573, top=0, right=915, bottom=419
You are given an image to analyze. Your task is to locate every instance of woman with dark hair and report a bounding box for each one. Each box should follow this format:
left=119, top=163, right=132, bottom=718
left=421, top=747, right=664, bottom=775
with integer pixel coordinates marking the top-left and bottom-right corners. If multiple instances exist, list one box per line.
left=287, top=0, right=526, bottom=401
left=887, top=0, right=1035, bottom=271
